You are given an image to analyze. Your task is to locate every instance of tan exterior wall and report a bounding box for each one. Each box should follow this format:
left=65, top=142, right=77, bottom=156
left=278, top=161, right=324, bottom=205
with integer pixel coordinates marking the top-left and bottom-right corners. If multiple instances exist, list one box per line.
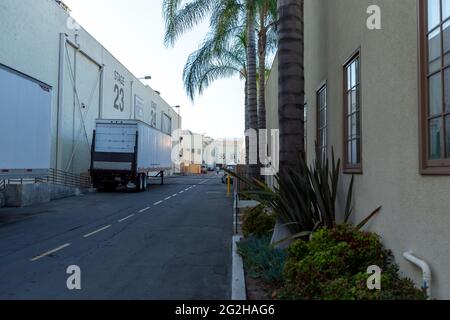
left=265, top=0, right=450, bottom=298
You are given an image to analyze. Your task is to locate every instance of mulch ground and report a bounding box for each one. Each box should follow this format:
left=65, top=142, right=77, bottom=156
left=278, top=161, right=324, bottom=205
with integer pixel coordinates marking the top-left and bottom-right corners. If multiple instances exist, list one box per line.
left=245, top=274, right=278, bottom=300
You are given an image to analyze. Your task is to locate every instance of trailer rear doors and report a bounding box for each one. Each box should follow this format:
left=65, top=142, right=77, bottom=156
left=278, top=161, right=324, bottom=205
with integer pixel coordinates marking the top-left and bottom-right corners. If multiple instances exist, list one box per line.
left=0, top=64, right=52, bottom=178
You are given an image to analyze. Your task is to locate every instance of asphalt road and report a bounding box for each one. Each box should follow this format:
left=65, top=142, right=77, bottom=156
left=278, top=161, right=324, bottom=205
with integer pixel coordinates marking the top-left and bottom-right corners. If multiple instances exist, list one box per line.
left=0, top=174, right=233, bottom=300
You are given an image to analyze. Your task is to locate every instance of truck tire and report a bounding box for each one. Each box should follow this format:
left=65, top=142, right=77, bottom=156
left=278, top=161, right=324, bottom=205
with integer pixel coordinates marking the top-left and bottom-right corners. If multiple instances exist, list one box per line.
left=142, top=174, right=147, bottom=191
left=135, top=174, right=143, bottom=192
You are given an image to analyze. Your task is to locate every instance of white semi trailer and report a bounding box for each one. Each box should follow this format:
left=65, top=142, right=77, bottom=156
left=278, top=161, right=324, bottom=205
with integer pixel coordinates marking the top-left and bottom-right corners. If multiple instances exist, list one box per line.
left=0, top=64, right=52, bottom=179
left=90, top=119, right=172, bottom=192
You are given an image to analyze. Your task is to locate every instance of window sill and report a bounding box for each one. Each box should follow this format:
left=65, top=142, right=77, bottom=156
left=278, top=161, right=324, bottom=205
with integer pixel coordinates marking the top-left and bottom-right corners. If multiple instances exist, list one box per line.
left=420, top=165, right=450, bottom=176
left=343, top=167, right=363, bottom=175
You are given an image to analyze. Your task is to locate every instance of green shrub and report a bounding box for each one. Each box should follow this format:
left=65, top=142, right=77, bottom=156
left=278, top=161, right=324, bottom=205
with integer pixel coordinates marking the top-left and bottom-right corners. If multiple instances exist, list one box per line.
left=242, top=205, right=276, bottom=238
left=237, top=235, right=286, bottom=285
left=282, top=225, right=427, bottom=300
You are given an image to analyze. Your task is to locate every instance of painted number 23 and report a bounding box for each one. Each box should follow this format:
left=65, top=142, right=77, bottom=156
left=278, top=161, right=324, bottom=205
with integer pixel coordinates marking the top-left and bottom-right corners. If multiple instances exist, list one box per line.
left=114, top=84, right=125, bottom=112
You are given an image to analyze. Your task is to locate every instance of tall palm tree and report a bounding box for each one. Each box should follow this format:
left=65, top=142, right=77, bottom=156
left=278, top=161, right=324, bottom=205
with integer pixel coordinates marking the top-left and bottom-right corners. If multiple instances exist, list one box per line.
left=270, top=0, right=305, bottom=247
left=277, top=0, right=304, bottom=173
left=246, top=0, right=259, bottom=177
left=255, top=0, right=277, bottom=131
left=162, top=0, right=277, bottom=176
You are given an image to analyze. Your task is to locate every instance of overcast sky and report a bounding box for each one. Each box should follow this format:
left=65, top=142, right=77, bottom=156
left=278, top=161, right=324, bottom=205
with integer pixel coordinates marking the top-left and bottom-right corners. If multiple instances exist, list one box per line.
left=64, top=0, right=245, bottom=139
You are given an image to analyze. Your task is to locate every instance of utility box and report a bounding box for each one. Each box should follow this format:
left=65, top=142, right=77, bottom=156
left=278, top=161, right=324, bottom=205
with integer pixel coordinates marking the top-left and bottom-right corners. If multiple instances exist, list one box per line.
left=0, top=64, right=52, bottom=179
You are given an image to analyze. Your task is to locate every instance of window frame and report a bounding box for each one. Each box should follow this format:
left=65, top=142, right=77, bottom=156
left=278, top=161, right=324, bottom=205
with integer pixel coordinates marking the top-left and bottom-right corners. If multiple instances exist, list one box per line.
left=343, top=49, right=363, bottom=174
left=316, top=82, right=328, bottom=162
left=419, top=0, right=450, bottom=174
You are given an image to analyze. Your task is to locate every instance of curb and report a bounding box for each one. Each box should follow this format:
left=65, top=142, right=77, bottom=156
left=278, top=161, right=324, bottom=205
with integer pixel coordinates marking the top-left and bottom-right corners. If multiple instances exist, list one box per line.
left=231, top=235, right=246, bottom=300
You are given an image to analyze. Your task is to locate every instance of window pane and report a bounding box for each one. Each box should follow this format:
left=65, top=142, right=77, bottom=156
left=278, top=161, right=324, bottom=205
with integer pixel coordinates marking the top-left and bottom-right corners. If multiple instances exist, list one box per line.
left=347, top=140, right=353, bottom=165
left=350, top=88, right=358, bottom=113
left=320, top=129, right=326, bottom=148
left=320, top=109, right=325, bottom=127
left=428, top=28, right=442, bottom=73
left=445, top=68, right=450, bottom=112
left=356, top=111, right=361, bottom=138
left=444, top=21, right=450, bottom=65
left=351, top=114, right=357, bottom=139
left=429, top=73, right=443, bottom=116
left=351, top=140, right=358, bottom=164
left=351, top=62, right=357, bottom=88
left=444, top=0, right=450, bottom=20
left=428, top=0, right=441, bottom=31
left=446, top=116, right=450, bottom=157
left=347, top=66, right=352, bottom=90
left=347, top=92, right=353, bottom=115
left=429, top=118, right=442, bottom=159
left=356, top=138, right=361, bottom=164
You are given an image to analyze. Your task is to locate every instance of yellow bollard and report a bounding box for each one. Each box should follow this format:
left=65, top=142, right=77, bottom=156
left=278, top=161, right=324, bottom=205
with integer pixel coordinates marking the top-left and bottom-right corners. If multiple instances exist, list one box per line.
left=227, top=175, right=231, bottom=197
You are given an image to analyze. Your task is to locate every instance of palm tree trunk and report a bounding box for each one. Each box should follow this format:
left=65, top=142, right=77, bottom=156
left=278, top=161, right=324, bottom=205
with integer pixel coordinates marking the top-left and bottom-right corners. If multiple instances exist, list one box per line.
left=247, top=3, right=259, bottom=179
left=258, top=12, right=267, bottom=131
left=245, top=80, right=250, bottom=165
left=277, top=0, right=304, bottom=173
left=272, top=0, right=305, bottom=247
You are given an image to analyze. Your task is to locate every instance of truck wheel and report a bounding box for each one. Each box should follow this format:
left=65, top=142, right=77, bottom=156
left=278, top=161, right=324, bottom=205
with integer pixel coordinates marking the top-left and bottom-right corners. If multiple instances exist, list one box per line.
left=142, top=174, right=147, bottom=191
left=135, top=175, right=143, bottom=192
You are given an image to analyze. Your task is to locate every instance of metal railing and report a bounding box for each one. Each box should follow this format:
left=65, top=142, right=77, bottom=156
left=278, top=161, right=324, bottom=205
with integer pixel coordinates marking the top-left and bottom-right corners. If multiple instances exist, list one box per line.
left=1, top=169, right=91, bottom=189
left=44, top=168, right=91, bottom=189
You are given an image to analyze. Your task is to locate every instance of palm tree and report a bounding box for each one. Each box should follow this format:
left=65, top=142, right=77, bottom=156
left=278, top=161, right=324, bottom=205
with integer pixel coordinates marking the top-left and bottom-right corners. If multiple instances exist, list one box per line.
left=255, top=0, right=277, bottom=131
left=270, top=0, right=305, bottom=246
left=277, top=0, right=304, bottom=173
left=246, top=0, right=259, bottom=177
left=162, top=0, right=277, bottom=176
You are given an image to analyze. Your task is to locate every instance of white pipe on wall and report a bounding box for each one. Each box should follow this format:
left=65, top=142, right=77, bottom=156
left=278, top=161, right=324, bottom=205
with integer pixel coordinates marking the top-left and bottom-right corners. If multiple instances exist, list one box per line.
left=403, top=251, right=432, bottom=299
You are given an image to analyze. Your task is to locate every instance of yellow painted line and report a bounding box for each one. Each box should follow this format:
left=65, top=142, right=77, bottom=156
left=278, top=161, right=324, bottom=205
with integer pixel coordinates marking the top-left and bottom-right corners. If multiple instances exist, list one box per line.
left=83, top=225, right=112, bottom=238
left=30, top=243, right=71, bottom=262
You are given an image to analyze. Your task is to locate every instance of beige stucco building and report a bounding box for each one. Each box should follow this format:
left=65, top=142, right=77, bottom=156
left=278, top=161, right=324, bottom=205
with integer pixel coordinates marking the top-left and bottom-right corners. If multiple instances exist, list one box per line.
left=265, top=0, right=450, bottom=299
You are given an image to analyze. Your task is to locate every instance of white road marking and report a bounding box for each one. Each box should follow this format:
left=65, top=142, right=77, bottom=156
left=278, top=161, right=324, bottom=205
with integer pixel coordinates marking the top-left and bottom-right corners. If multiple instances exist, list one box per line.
left=154, top=200, right=163, bottom=206
left=138, top=207, right=150, bottom=213
left=199, top=179, right=208, bottom=184
left=164, top=196, right=172, bottom=200
left=179, top=191, right=184, bottom=194
left=172, top=193, right=178, bottom=197
left=83, top=225, right=112, bottom=238
left=30, top=243, right=71, bottom=262
left=119, top=214, right=135, bottom=222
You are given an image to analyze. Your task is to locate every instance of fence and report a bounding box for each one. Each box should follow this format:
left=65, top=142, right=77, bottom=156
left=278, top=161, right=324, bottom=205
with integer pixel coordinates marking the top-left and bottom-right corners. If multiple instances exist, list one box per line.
left=1, top=169, right=91, bottom=189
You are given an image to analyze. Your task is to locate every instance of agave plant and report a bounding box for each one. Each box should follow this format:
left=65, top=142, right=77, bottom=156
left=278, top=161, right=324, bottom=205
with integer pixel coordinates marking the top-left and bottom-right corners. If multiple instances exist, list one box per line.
left=228, top=147, right=381, bottom=241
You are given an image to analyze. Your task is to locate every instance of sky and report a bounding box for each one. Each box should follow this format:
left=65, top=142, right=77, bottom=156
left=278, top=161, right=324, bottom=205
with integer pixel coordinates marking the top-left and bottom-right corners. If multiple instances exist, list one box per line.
left=63, top=0, right=245, bottom=139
